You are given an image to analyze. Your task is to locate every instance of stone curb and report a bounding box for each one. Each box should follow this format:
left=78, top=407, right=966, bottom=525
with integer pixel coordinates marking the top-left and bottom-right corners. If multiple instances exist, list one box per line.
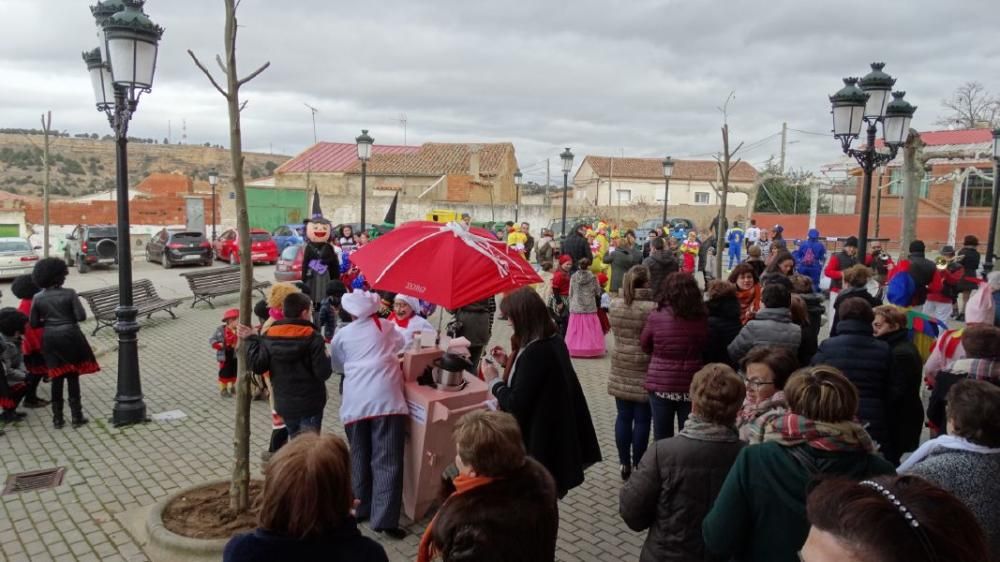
left=145, top=479, right=230, bottom=559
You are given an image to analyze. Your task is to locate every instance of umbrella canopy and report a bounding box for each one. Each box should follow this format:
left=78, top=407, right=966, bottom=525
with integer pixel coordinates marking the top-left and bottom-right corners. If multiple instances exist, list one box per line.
left=906, top=308, right=949, bottom=363
left=349, top=221, right=541, bottom=309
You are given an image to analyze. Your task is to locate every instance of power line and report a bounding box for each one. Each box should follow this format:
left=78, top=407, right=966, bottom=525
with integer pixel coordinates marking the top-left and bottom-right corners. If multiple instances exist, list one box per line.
left=787, top=128, right=829, bottom=137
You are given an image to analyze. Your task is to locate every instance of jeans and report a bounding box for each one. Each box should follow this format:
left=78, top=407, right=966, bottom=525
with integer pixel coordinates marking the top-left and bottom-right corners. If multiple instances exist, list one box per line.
left=284, top=412, right=323, bottom=438
left=649, top=392, right=691, bottom=441
left=614, top=398, right=652, bottom=467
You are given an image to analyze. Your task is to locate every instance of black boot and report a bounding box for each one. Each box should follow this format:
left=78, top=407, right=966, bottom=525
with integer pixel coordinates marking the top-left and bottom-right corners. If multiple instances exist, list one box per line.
left=52, top=399, right=65, bottom=429
left=69, top=397, right=88, bottom=428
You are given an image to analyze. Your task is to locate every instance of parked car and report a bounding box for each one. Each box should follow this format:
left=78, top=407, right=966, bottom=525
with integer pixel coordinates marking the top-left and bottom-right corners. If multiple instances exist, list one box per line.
left=64, top=225, right=118, bottom=273
left=0, top=238, right=39, bottom=280
left=634, top=217, right=696, bottom=240
left=274, top=244, right=304, bottom=282
left=145, top=229, right=213, bottom=269
left=547, top=216, right=600, bottom=239
left=213, top=228, right=278, bottom=265
left=272, top=224, right=305, bottom=253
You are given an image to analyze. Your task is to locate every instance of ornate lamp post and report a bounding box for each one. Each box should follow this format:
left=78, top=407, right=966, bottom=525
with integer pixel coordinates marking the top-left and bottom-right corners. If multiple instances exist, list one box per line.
left=83, top=0, right=164, bottom=426
left=829, top=63, right=915, bottom=262
left=208, top=168, right=218, bottom=241
left=356, top=129, right=373, bottom=232
left=514, top=168, right=522, bottom=222
left=559, top=148, right=574, bottom=239
left=661, top=156, right=674, bottom=226
left=983, top=128, right=1000, bottom=278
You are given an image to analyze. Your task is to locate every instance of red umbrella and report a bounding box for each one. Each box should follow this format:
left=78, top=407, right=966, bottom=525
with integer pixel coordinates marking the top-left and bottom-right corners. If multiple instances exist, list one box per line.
left=349, top=221, right=542, bottom=309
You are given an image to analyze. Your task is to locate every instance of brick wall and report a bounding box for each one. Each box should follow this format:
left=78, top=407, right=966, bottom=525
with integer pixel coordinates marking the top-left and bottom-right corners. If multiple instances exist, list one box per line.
left=23, top=195, right=218, bottom=228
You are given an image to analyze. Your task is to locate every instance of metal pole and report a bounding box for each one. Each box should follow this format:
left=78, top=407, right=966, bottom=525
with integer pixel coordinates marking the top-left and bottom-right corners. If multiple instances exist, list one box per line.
left=874, top=168, right=884, bottom=239
left=856, top=123, right=877, bottom=264
left=661, top=177, right=670, bottom=225
left=561, top=172, right=569, bottom=239
left=360, top=161, right=367, bottom=233
left=984, top=158, right=1000, bottom=278
left=110, top=87, right=146, bottom=427
left=515, top=181, right=520, bottom=223
left=211, top=180, right=217, bottom=241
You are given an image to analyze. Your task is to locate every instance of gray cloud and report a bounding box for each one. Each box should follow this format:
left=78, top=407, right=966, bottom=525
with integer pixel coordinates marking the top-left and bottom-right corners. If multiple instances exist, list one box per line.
left=1, top=0, right=997, bottom=184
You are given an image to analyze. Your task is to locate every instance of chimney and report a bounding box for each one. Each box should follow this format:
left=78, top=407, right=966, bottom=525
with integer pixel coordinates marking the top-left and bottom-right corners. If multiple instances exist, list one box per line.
left=468, top=144, right=481, bottom=181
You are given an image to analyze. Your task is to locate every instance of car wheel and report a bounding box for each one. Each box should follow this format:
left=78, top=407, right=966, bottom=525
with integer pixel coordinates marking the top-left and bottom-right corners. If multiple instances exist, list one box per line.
left=162, top=254, right=173, bottom=269
left=77, top=257, right=89, bottom=274
left=229, top=251, right=238, bottom=266
left=145, top=248, right=154, bottom=263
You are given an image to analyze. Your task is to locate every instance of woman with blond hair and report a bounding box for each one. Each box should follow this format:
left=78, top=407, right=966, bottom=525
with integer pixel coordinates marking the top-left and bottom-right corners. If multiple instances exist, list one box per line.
left=620, top=363, right=746, bottom=561
left=223, top=433, right=388, bottom=562
left=703, top=366, right=895, bottom=562
left=608, top=265, right=656, bottom=480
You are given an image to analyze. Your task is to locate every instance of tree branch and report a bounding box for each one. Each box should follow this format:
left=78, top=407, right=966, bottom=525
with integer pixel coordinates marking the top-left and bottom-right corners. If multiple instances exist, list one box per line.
left=239, top=100, right=249, bottom=112
left=216, top=54, right=230, bottom=77
left=238, top=61, right=271, bottom=87
left=188, top=50, right=230, bottom=99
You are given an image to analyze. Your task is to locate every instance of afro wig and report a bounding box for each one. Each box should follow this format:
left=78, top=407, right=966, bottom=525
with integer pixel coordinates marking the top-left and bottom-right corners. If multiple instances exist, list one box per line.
left=10, top=274, right=40, bottom=300
left=32, top=257, right=69, bottom=289
left=267, top=282, right=300, bottom=309
left=253, top=298, right=270, bottom=323
left=0, top=307, right=28, bottom=338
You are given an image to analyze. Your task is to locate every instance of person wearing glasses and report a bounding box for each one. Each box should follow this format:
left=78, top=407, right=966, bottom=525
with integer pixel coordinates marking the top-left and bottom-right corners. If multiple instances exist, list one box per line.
left=735, top=346, right=799, bottom=443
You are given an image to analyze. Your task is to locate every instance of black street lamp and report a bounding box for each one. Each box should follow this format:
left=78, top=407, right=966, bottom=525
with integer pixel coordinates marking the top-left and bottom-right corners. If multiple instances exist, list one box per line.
left=208, top=168, right=218, bottom=241
left=829, top=63, right=915, bottom=263
left=84, top=0, right=164, bottom=427
left=983, top=128, right=1000, bottom=278
left=356, top=129, right=373, bottom=233
left=661, top=156, right=674, bottom=226
left=514, top=168, right=522, bottom=222
left=560, top=148, right=574, bottom=239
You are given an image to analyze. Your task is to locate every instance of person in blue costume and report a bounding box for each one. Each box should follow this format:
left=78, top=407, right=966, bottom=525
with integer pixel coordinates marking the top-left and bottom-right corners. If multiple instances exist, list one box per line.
left=794, top=229, right=826, bottom=291
left=726, top=223, right=746, bottom=269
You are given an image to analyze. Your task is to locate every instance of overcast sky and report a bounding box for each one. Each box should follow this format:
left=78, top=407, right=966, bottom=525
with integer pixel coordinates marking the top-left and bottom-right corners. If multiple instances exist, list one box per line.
left=2, top=0, right=998, bottom=184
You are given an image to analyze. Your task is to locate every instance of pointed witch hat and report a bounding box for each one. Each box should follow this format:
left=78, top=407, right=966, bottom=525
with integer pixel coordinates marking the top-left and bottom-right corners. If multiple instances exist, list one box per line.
left=311, top=186, right=322, bottom=218
left=383, top=191, right=398, bottom=225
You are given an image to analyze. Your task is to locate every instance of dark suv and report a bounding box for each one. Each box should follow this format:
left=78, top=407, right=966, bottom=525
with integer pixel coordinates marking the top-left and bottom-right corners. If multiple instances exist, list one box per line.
left=145, top=229, right=212, bottom=269
left=65, top=225, right=118, bottom=273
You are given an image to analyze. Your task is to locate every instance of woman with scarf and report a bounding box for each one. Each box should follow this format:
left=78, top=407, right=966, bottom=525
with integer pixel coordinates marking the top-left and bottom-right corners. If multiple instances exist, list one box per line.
left=728, top=263, right=761, bottom=325
left=619, top=363, right=746, bottom=562
left=873, top=304, right=925, bottom=464
left=417, top=410, right=558, bottom=562
left=388, top=294, right=434, bottom=348
left=902, top=379, right=1000, bottom=559
left=566, top=257, right=605, bottom=357
left=703, top=366, right=895, bottom=562
left=736, top=346, right=798, bottom=443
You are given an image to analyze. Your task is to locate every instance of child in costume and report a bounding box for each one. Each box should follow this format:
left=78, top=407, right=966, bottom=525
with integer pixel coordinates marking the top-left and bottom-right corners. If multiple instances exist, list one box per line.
left=10, top=274, right=48, bottom=408
left=0, top=308, right=30, bottom=425
left=726, top=223, right=745, bottom=269
left=506, top=224, right=528, bottom=259
left=679, top=231, right=701, bottom=274
left=210, top=309, right=239, bottom=397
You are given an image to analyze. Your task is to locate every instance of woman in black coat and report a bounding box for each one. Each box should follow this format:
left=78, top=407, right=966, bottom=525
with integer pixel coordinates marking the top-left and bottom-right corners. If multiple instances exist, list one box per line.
left=704, top=281, right=742, bottom=368
left=830, top=264, right=880, bottom=336
left=812, top=297, right=893, bottom=458
left=481, top=287, right=602, bottom=498
left=873, top=305, right=925, bottom=465
left=957, top=234, right=982, bottom=320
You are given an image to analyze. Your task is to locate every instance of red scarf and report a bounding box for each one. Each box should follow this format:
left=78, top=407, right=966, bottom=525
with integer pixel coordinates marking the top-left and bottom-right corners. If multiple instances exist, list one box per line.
left=388, top=312, right=410, bottom=328
left=416, top=474, right=496, bottom=562
left=736, top=284, right=761, bottom=324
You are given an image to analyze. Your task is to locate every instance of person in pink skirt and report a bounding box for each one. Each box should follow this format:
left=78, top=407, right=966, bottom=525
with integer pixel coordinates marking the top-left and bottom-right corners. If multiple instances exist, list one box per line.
left=566, top=257, right=606, bottom=357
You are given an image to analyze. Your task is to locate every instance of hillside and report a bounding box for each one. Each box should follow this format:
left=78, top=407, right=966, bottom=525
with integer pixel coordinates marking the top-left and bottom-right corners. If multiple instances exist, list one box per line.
left=0, top=132, right=291, bottom=198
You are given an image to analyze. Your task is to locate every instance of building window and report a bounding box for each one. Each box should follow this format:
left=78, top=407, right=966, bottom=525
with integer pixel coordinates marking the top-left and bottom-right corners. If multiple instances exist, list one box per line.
left=616, top=189, right=631, bottom=204
left=962, top=172, right=993, bottom=208
left=694, top=192, right=710, bottom=204
left=887, top=169, right=928, bottom=197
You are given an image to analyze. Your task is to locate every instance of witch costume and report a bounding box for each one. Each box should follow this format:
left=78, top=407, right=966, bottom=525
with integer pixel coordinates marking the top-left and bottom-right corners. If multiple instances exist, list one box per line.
left=302, top=217, right=339, bottom=320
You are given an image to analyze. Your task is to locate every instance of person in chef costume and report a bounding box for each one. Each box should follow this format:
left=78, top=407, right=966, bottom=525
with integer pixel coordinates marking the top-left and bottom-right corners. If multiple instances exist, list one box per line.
left=389, top=293, right=435, bottom=347
left=330, top=291, right=410, bottom=539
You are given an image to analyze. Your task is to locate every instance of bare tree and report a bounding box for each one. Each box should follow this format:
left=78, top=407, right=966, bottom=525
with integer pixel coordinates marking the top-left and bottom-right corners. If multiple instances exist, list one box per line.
left=188, top=0, right=270, bottom=512
left=710, top=124, right=743, bottom=281
left=936, top=81, right=1000, bottom=129
left=40, top=111, right=52, bottom=257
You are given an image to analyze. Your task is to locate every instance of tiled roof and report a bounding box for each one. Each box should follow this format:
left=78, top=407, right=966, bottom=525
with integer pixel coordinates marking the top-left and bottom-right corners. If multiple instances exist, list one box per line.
left=276, top=142, right=514, bottom=177
left=277, top=142, right=419, bottom=174
left=582, top=156, right=758, bottom=182
left=874, top=128, right=994, bottom=149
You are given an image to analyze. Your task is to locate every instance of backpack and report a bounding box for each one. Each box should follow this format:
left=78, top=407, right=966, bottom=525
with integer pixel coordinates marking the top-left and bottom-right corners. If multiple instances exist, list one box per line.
left=886, top=271, right=916, bottom=306
left=800, top=246, right=816, bottom=267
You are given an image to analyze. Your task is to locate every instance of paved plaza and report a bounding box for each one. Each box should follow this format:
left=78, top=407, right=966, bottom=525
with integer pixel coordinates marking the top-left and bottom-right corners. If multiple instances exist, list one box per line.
left=0, top=263, right=646, bottom=562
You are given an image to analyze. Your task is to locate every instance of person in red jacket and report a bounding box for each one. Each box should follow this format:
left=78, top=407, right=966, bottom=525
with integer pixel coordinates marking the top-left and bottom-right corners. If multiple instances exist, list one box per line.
left=823, top=236, right=859, bottom=319
left=11, top=275, right=48, bottom=408
left=550, top=254, right=573, bottom=334
left=923, top=246, right=963, bottom=324
left=210, top=309, right=240, bottom=397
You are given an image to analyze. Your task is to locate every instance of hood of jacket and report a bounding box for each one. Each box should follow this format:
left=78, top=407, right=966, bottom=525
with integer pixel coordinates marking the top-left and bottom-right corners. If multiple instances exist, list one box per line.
left=836, top=318, right=874, bottom=337
left=572, top=269, right=596, bottom=288
left=708, top=295, right=742, bottom=320
left=878, top=328, right=909, bottom=347
left=754, top=307, right=793, bottom=323
left=807, top=228, right=820, bottom=240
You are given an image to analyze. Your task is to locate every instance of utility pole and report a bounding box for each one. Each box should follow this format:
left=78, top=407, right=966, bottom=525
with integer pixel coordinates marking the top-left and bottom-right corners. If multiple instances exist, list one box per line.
left=779, top=121, right=787, bottom=174
left=545, top=158, right=550, bottom=205
left=808, top=180, right=819, bottom=230
left=40, top=111, right=52, bottom=257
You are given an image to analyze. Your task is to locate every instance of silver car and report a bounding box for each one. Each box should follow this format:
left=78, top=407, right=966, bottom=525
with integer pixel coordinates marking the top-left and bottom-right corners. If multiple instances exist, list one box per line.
left=0, top=238, right=39, bottom=279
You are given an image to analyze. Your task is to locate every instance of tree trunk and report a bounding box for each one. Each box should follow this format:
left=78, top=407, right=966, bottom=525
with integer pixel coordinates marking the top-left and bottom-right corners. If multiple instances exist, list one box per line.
left=41, top=112, right=51, bottom=258
left=900, top=130, right=924, bottom=259
left=714, top=125, right=730, bottom=282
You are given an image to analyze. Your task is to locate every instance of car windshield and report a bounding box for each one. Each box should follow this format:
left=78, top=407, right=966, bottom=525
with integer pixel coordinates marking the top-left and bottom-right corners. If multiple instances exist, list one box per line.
left=250, top=232, right=271, bottom=242
left=281, top=245, right=300, bottom=260
left=87, top=227, right=117, bottom=239
left=294, top=226, right=305, bottom=236
left=171, top=232, right=204, bottom=242
left=0, top=240, right=31, bottom=252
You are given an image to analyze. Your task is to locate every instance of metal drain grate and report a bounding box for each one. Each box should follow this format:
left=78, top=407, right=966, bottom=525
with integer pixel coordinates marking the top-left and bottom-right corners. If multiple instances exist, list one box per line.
left=3, top=467, right=66, bottom=495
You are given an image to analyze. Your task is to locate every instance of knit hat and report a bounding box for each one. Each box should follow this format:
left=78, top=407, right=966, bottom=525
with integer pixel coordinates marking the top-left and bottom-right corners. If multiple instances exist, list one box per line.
left=844, top=236, right=859, bottom=248
left=966, top=285, right=995, bottom=325
left=909, top=240, right=925, bottom=254
left=773, top=225, right=784, bottom=234
left=940, top=245, right=956, bottom=257
left=341, top=291, right=380, bottom=318
left=558, top=254, right=572, bottom=265
left=221, top=308, right=239, bottom=322
left=394, top=293, right=423, bottom=316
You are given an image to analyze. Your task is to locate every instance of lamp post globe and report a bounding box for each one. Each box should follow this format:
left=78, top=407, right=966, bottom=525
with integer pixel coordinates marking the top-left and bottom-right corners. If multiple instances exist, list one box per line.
left=829, top=77, right=868, bottom=142
left=356, top=129, right=374, bottom=234
left=514, top=168, right=522, bottom=222
left=858, top=62, right=896, bottom=121
left=882, top=91, right=916, bottom=147
left=661, top=156, right=674, bottom=225
left=559, top=148, right=574, bottom=239
left=84, top=0, right=163, bottom=427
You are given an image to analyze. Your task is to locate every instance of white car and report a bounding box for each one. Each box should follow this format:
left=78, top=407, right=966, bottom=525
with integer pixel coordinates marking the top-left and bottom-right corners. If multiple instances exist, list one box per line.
left=0, top=238, right=40, bottom=280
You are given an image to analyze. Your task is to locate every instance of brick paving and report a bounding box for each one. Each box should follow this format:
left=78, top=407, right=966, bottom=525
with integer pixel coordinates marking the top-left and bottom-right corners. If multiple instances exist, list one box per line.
left=0, top=290, right=645, bottom=562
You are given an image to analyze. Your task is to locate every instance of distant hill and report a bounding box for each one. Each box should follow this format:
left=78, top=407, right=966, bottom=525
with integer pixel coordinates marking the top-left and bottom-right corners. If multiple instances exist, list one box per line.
left=0, top=132, right=291, bottom=198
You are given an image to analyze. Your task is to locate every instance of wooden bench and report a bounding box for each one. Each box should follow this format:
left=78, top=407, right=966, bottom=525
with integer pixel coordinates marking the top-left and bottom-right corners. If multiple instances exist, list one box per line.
left=78, top=279, right=182, bottom=335
left=179, top=267, right=271, bottom=309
